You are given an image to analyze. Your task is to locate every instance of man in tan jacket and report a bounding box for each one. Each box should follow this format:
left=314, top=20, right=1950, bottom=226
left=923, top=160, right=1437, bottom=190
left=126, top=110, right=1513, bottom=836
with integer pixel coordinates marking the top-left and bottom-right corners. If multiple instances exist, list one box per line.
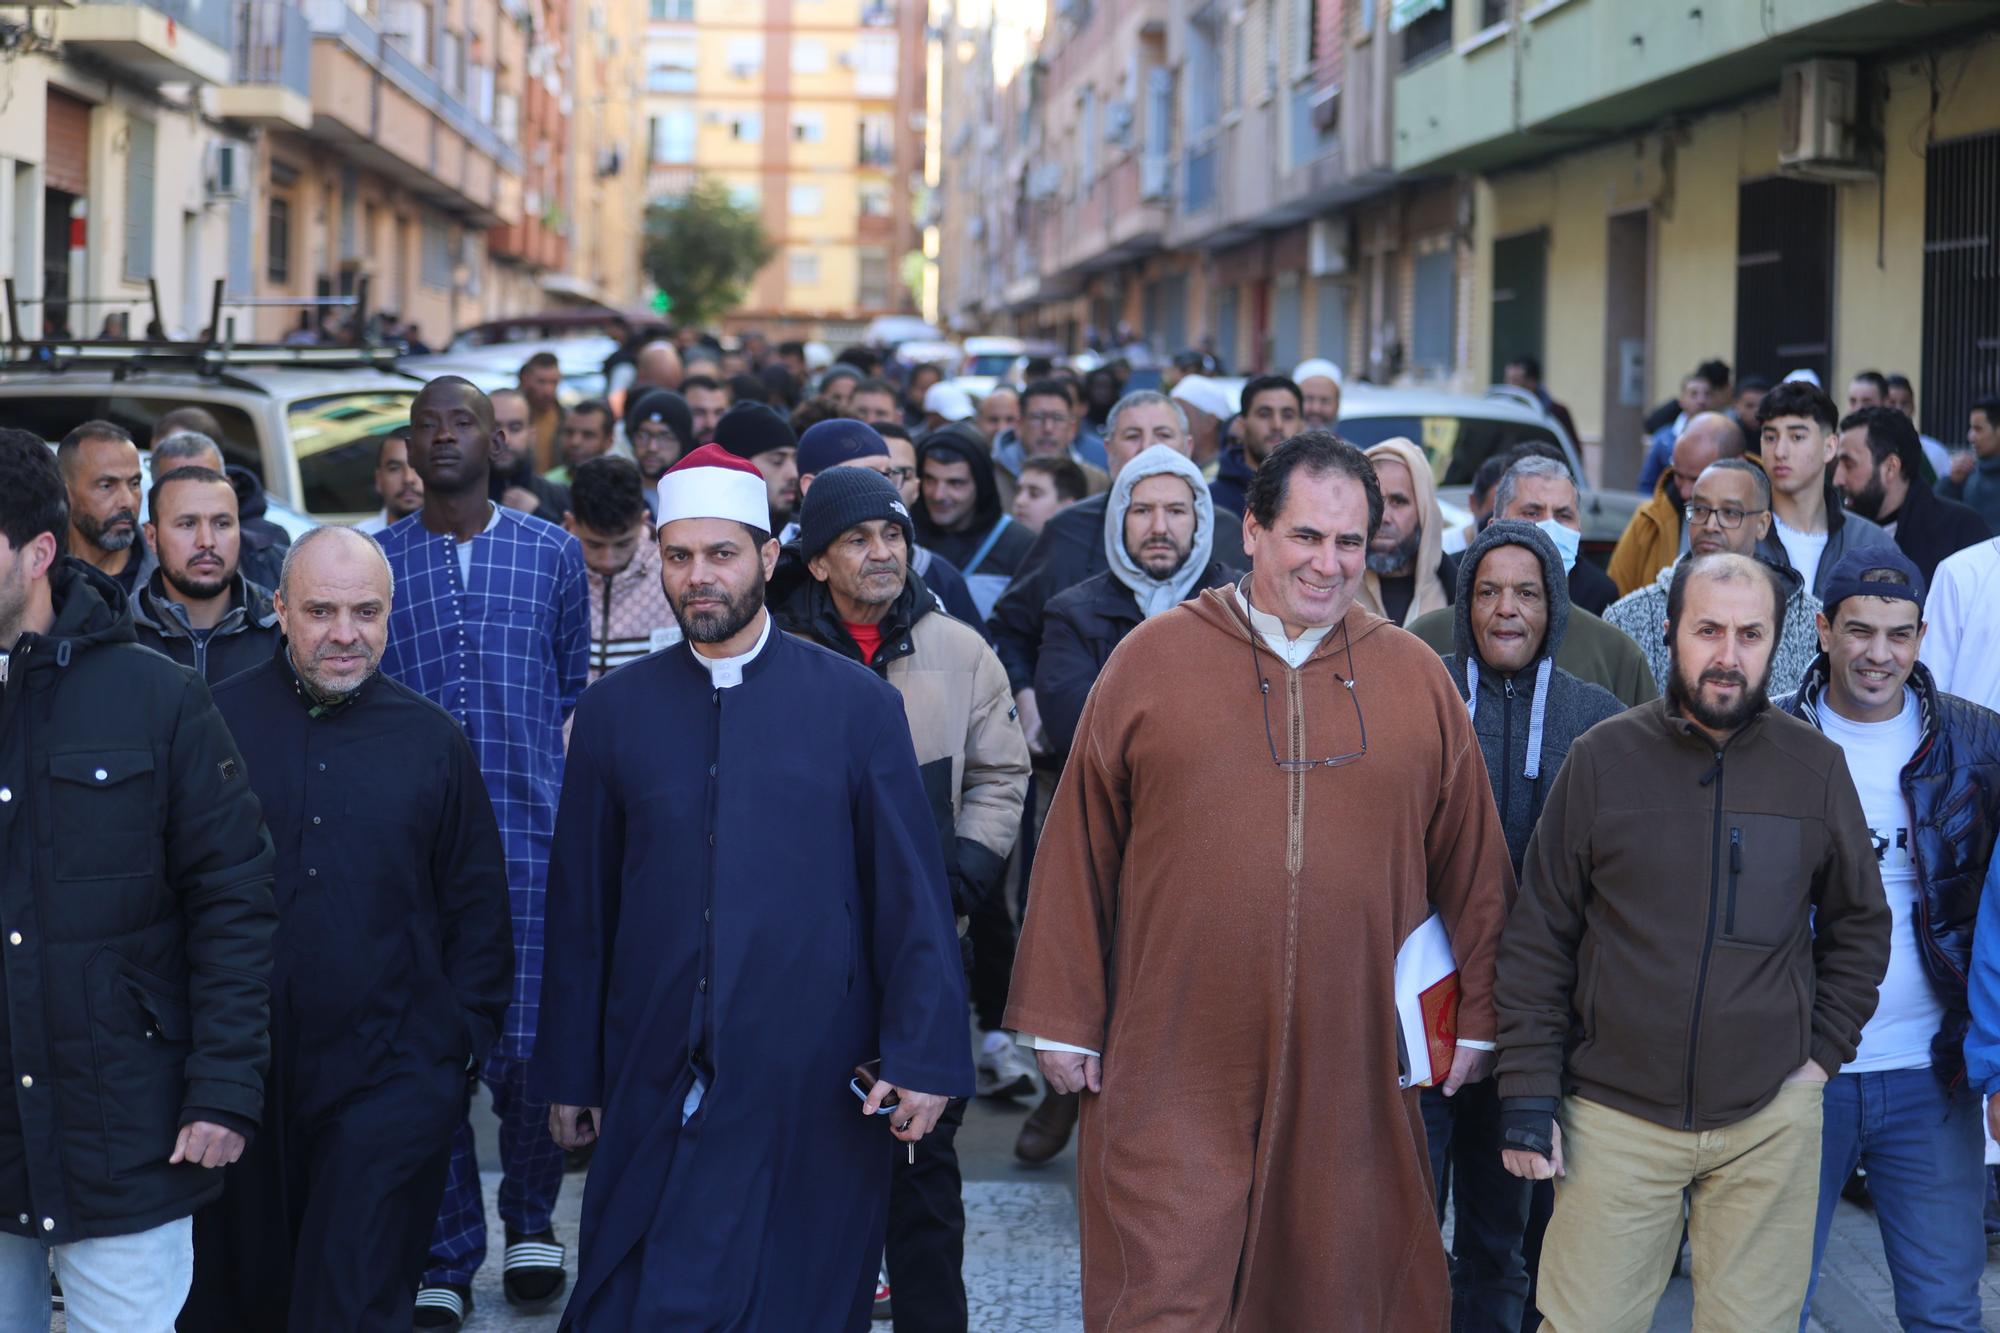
left=775, top=466, right=1028, bottom=1333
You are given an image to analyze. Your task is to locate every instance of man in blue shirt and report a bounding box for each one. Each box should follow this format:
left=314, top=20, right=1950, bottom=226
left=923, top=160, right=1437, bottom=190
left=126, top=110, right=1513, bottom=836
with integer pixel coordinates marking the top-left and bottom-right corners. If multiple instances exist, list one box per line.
left=376, top=376, right=590, bottom=1331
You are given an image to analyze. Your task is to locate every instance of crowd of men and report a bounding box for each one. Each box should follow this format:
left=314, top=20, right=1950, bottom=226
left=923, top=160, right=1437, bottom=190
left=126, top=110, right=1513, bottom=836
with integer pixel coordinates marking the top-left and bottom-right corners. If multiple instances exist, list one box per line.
left=0, top=324, right=1997, bottom=1333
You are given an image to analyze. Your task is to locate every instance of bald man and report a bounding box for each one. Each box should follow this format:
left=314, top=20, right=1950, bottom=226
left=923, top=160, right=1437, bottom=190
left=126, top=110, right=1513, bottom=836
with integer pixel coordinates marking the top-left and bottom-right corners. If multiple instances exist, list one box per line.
left=1607, top=412, right=1745, bottom=596
left=187, top=527, right=514, bottom=1331
left=633, top=340, right=684, bottom=395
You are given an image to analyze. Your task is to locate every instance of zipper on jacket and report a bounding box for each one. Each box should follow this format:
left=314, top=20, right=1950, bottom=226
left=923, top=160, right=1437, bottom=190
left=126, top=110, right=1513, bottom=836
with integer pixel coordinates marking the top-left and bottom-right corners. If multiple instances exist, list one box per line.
left=1725, top=828, right=1742, bottom=935
left=1684, top=749, right=1726, bottom=1131
left=1500, top=676, right=1515, bottom=831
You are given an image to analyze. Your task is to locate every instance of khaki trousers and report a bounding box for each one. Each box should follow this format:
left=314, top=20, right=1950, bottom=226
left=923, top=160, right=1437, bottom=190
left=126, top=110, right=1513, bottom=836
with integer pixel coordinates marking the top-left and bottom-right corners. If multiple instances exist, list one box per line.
left=1535, top=1083, right=1823, bottom=1333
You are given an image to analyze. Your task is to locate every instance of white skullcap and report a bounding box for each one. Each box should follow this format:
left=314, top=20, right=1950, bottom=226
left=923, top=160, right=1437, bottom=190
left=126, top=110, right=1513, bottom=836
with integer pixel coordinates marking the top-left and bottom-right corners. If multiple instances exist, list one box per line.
left=1292, top=358, right=1344, bottom=388
left=658, top=443, right=772, bottom=532
left=923, top=381, right=976, bottom=422
left=1782, top=368, right=1823, bottom=388
left=1171, top=374, right=1236, bottom=421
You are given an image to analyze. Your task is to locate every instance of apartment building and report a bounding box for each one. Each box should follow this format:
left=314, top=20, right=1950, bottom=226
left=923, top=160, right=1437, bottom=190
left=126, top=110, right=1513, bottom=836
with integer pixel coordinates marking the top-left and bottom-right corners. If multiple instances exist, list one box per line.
left=565, top=0, right=647, bottom=307
left=1391, top=0, right=2000, bottom=486
left=644, top=0, right=927, bottom=340
left=937, top=1, right=1474, bottom=394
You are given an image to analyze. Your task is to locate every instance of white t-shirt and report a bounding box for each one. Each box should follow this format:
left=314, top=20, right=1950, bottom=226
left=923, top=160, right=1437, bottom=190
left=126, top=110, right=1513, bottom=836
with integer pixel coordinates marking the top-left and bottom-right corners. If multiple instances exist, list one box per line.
left=1774, top=515, right=1831, bottom=591
left=1820, top=687, right=1940, bottom=1073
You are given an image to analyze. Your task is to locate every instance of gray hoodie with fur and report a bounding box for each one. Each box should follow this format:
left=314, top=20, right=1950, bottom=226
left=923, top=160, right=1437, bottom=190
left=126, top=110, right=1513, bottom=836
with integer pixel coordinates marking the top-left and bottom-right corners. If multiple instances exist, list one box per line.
left=1442, top=521, right=1626, bottom=873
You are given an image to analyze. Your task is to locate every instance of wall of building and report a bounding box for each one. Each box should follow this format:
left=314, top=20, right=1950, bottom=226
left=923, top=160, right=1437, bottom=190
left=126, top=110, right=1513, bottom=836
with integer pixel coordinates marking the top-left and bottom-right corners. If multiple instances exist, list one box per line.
left=1471, top=31, right=2000, bottom=462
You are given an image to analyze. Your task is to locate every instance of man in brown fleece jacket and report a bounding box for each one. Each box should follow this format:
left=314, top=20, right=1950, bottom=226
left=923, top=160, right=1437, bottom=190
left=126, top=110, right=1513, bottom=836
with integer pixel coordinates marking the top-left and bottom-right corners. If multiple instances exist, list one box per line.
left=1494, top=551, right=1890, bottom=1333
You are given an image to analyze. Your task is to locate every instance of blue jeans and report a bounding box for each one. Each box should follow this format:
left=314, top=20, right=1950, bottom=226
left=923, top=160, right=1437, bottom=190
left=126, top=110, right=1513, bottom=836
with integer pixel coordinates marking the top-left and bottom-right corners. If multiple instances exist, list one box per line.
left=1802, top=1067, right=1986, bottom=1332
left=0, top=1216, right=191, bottom=1332
left=1421, top=1080, right=1532, bottom=1333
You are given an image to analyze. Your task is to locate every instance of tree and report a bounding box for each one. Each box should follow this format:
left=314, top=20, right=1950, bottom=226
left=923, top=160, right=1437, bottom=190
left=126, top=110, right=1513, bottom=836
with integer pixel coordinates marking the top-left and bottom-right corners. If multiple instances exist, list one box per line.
left=641, top=178, right=776, bottom=329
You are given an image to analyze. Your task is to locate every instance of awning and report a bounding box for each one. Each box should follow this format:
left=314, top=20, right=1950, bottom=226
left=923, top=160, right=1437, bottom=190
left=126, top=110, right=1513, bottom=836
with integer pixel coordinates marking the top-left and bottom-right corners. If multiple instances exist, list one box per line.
left=1390, top=0, right=1446, bottom=33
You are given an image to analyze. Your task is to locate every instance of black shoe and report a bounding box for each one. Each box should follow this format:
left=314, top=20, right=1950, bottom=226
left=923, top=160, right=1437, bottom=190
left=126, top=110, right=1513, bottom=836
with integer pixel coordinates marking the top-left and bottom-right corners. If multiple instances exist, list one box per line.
left=413, top=1283, right=471, bottom=1330
left=565, top=1141, right=596, bottom=1173
left=503, top=1228, right=569, bottom=1311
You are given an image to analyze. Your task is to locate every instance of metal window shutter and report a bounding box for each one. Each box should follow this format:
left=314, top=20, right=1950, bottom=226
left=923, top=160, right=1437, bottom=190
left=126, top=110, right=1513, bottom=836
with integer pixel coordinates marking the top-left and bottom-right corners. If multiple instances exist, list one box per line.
left=45, top=91, right=91, bottom=197
left=124, top=118, right=156, bottom=282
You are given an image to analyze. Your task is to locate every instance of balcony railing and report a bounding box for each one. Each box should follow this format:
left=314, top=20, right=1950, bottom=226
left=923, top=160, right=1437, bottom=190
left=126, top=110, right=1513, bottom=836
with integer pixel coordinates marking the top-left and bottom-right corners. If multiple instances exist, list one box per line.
left=304, top=0, right=522, bottom=174
left=234, top=0, right=309, bottom=94
left=82, top=0, right=234, bottom=57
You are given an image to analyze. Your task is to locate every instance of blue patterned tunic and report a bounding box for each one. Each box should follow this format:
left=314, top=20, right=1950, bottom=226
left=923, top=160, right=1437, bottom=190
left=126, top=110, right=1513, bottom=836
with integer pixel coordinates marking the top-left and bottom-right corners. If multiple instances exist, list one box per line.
left=376, top=506, right=590, bottom=1060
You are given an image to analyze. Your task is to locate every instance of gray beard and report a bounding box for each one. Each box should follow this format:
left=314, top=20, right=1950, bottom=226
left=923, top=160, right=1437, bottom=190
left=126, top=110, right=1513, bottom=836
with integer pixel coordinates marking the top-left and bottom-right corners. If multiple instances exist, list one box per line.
left=1365, top=529, right=1420, bottom=577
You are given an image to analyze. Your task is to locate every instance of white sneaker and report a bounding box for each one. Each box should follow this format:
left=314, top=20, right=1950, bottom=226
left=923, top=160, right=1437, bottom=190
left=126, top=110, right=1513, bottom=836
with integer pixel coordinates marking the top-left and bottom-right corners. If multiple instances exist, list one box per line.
left=975, top=1034, right=1038, bottom=1099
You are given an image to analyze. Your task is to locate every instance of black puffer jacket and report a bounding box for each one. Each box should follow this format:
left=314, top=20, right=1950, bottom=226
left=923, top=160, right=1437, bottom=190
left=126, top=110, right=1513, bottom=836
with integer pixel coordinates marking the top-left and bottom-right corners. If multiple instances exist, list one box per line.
left=224, top=464, right=290, bottom=593
left=1035, top=560, right=1239, bottom=755
left=0, top=561, right=275, bottom=1242
left=1780, top=657, right=2000, bottom=1083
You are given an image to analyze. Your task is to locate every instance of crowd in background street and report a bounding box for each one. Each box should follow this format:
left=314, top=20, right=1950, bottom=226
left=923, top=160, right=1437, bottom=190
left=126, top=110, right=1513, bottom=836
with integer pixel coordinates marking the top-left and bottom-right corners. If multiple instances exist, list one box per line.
left=1, top=318, right=1999, bottom=1333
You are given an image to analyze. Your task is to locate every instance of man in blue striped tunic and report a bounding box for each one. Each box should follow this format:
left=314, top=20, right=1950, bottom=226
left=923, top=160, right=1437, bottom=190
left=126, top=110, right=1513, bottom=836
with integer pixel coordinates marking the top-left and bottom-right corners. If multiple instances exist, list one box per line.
left=375, top=376, right=590, bottom=1331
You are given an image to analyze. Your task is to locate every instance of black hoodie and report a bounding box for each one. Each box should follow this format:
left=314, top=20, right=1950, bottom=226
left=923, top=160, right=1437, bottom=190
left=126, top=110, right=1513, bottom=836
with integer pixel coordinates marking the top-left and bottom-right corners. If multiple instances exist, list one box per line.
left=914, top=427, right=1034, bottom=612
left=0, top=560, right=275, bottom=1243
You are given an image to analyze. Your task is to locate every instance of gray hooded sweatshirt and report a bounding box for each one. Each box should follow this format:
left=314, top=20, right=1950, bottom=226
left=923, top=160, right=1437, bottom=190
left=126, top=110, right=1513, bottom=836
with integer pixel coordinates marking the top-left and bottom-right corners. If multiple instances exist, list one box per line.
left=1442, top=520, right=1626, bottom=874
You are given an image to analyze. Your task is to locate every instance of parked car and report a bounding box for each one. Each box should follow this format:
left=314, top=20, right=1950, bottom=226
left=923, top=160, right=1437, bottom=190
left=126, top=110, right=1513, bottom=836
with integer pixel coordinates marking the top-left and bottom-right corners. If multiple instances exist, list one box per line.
left=0, top=346, right=421, bottom=524
left=1203, top=379, right=1638, bottom=553
left=401, top=336, right=617, bottom=408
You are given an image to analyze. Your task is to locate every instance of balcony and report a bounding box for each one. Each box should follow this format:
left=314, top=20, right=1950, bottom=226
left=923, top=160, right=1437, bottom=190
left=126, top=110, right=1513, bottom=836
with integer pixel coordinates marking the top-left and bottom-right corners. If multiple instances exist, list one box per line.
left=214, top=0, right=311, bottom=130
left=58, top=0, right=233, bottom=86
left=1393, top=0, right=1994, bottom=174
left=301, top=0, right=521, bottom=225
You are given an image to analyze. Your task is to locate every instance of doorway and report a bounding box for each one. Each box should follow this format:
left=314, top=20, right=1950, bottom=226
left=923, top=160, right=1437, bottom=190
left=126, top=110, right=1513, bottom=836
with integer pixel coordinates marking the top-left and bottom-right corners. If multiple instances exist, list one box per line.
left=42, top=190, right=79, bottom=340
left=1600, top=209, right=1652, bottom=491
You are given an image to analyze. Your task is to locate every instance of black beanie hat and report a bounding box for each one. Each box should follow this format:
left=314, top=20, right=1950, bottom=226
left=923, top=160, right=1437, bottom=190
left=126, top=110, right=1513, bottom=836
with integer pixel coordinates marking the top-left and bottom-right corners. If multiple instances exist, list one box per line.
left=713, top=401, right=797, bottom=461
left=625, top=388, right=693, bottom=453
left=799, top=466, right=914, bottom=563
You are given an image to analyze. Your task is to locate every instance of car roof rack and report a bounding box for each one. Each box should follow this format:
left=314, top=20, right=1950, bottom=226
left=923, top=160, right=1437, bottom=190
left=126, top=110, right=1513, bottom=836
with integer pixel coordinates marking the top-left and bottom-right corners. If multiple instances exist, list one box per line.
left=0, top=278, right=407, bottom=376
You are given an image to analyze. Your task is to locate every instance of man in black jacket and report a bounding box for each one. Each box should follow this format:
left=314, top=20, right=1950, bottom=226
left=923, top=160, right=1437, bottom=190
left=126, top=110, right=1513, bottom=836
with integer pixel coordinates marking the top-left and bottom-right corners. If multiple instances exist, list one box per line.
left=0, top=430, right=275, bottom=1329
left=149, top=419, right=289, bottom=593
left=184, top=526, right=514, bottom=1332
left=132, top=466, right=281, bottom=684
left=915, top=425, right=1034, bottom=620
left=990, top=392, right=1247, bottom=751
left=1778, top=547, right=2000, bottom=1330
left=1834, top=405, right=1990, bottom=587
left=489, top=388, right=571, bottom=521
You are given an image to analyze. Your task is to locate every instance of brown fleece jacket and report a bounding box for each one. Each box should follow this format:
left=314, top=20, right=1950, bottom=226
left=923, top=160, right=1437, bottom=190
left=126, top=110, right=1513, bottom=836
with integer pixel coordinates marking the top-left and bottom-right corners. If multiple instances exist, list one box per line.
left=1496, top=698, right=1890, bottom=1132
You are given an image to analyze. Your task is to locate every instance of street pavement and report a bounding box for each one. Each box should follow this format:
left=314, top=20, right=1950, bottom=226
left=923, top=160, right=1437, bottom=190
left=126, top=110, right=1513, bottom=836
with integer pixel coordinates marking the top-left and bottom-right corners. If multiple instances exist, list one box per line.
left=444, top=1080, right=2000, bottom=1331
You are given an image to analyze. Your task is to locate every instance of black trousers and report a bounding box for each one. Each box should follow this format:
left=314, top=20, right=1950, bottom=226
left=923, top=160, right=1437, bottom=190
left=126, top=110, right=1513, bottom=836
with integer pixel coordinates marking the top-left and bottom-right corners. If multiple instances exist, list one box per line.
left=180, top=1060, right=464, bottom=1333
left=1420, top=1080, right=1533, bottom=1333
left=884, top=1096, right=968, bottom=1333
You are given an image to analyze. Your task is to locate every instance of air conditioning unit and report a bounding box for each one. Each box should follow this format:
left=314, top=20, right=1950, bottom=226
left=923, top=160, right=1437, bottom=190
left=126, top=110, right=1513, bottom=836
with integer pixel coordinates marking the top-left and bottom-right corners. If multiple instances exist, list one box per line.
left=1308, top=217, right=1351, bottom=276
left=1139, top=155, right=1170, bottom=200
left=836, top=50, right=856, bottom=69
left=729, top=61, right=758, bottom=79
left=1777, top=59, right=1873, bottom=181
left=703, top=109, right=726, bottom=124
left=205, top=142, right=247, bottom=200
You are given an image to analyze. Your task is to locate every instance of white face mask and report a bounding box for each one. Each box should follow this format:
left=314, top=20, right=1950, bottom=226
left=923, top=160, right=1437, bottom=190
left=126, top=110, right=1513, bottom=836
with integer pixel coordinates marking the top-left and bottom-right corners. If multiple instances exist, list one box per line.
left=1536, top=518, right=1581, bottom=577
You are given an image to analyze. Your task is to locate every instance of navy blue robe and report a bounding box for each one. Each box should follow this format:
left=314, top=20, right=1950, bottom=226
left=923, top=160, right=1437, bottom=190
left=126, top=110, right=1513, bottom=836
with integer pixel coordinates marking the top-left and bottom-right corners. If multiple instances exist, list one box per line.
left=530, top=625, right=974, bottom=1331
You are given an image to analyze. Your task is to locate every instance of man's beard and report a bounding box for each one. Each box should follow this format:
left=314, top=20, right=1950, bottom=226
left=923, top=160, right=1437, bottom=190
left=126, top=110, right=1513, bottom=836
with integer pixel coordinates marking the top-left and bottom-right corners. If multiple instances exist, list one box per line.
left=0, top=556, right=27, bottom=654
left=673, top=566, right=767, bottom=644
left=291, top=643, right=380, bottom=700
left=1667, top=651, right=1774, bottom=736
left=163, top=563, right=230, bottom=603
left=1662, top=474, right=1683, bottom=510
left=1845, top=470, right=1888, bottom=520
left=1128, top=536, right=1192, bottom=580
left=76, top=509, right=137, bottom=553
left=1365, top=527, right=1420, bottom=577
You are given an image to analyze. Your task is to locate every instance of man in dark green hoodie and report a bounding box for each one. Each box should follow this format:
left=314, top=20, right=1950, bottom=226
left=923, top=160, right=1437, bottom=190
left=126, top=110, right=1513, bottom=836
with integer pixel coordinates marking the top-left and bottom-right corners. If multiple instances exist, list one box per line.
left=1424, top=520, right=1623, bottom=1333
